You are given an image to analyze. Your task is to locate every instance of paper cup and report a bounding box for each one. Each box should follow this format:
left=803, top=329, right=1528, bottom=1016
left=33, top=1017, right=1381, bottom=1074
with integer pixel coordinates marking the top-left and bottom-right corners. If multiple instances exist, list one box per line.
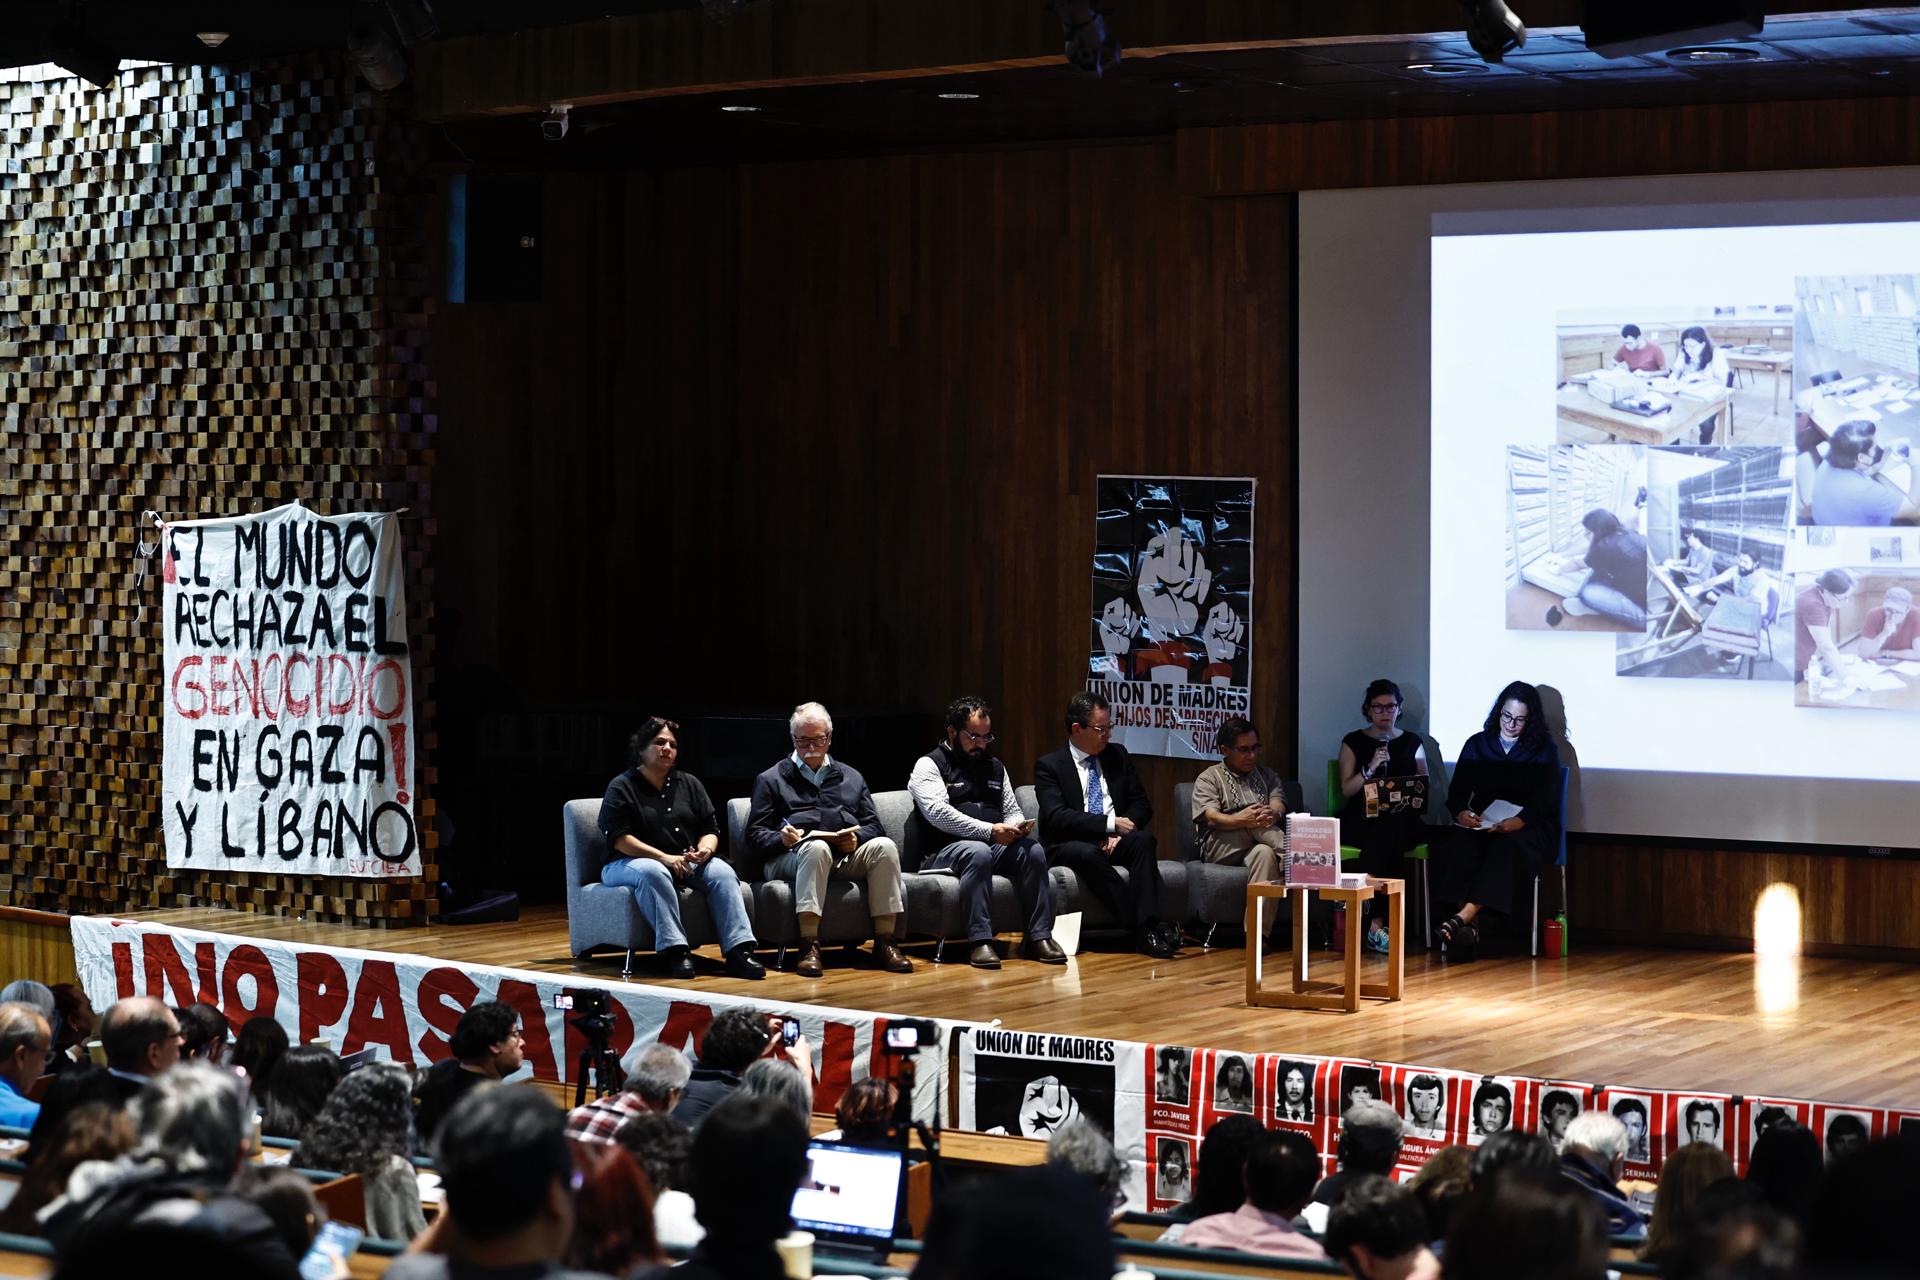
left=775, top=1229, right=815, bottom=1280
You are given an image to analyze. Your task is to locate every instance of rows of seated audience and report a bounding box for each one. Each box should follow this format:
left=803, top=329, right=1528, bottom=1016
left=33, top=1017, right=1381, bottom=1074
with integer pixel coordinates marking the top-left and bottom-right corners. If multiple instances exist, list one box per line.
left=1, top=980, right=1913, bottom=1279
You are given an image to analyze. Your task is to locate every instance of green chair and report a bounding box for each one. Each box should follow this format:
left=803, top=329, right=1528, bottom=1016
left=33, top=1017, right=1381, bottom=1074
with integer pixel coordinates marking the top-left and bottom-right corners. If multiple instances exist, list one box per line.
left=1325, top=759, right=1431, bottom=948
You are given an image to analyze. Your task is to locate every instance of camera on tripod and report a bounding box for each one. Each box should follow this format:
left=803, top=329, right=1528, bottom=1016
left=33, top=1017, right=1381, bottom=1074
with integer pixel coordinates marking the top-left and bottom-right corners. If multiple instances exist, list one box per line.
left=555, top=989, right=625, bottom=1105
left=880, top=1017, right=937, bottom=1055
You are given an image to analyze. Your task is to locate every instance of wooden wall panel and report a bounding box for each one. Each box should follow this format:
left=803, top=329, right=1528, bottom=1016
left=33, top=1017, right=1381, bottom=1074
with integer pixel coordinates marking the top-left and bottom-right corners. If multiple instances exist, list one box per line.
left=0, top=910, right=78, bottom=988
left=432, top=143, right=1296, bottom=839
left=0, top=63, right=440, bottom=926
left=1179, top=94, right=1920, bottom=196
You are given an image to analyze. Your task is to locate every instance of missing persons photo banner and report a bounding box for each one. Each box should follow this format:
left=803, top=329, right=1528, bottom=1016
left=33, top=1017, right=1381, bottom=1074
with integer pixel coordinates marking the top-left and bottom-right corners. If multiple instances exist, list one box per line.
left=1088, top=475, right=1256, bottom=760
left=160, top=501, right=420, bottom=877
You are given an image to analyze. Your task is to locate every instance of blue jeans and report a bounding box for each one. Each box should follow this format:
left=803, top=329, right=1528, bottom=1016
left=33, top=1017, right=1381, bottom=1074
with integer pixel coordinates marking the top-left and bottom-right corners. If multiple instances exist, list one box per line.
left=924, top=836, right=1054, bottom=945
left=601, top=856, right=755, bottom=955
left=1578, top=581, right=1648, bottom=628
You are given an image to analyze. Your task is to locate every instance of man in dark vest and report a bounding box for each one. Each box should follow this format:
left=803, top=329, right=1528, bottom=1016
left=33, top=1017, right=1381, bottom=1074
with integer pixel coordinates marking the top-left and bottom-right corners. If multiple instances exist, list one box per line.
left=907, top=695, right=1062, bottom=970
left=1034, top=691, right=1180, bottom=958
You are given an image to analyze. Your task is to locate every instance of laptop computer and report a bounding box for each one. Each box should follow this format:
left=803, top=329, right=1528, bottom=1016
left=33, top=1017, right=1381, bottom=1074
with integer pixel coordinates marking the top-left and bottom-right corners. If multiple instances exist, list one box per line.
left=790, top=1139, right=905, bottom=1262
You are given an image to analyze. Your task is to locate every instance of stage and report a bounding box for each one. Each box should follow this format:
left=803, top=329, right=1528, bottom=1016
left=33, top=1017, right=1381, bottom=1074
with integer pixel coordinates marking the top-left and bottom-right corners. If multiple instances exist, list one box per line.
left=124, top=906, right=1919, bottom=1110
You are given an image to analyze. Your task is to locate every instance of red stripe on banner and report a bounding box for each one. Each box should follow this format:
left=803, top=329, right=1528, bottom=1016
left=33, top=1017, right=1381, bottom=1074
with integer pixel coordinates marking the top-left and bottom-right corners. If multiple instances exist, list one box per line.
left=389, top=722, right=410, bottom=804
left=344, top=960, right=416, bottom=1067
left=816, top=1020, right=856, bottom=1115
left=415, top=967, right=480, bottom=1064
left=142, top=936, right=218, bottom=1007
left=112, top=941, right=135, bottom=1001
left=297, top=950, right=352, bottom=1044
left=657, top=1000, right=718, bottom=1056
left=496, top=980, right=557, bottom=1080
left=220, top=945, right=280, bottom=1024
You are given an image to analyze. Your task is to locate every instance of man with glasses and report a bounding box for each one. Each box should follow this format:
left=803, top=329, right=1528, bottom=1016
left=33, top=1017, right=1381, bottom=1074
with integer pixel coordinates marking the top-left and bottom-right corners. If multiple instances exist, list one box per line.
left=1191, top=714, right=1289, bottom=887
left=908, top=696, right=1062, bottom=970
left=744, top=701, right=912, bottom=978
left=0, top=1003, right=52, bottom=1127
left=1035, top=691, right=1180, bottom=959
left=414, top=1000, right=526, bottom=1142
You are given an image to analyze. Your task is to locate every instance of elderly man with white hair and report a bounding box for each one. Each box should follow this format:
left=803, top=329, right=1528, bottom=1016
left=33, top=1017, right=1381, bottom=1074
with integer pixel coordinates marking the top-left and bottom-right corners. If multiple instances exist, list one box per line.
left=1558, top=1109, right=1647, bottom=1240
left=744, top=701, right=912, bottom=978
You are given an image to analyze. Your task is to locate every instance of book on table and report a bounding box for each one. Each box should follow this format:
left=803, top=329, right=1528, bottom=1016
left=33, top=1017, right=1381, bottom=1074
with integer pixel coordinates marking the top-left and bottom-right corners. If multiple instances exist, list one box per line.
left=1284, top=814, right=1340, bottom=886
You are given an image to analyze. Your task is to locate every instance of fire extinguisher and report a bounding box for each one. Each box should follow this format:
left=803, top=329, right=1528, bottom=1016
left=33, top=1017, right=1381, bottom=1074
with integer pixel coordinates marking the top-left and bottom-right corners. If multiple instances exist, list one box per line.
left=1544, top=913, right=1567, bottom=958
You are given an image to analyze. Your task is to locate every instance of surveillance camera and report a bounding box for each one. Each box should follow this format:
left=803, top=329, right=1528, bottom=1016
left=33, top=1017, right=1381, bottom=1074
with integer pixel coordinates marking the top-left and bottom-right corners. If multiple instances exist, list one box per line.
left=540, top=105, right=571, bottom=141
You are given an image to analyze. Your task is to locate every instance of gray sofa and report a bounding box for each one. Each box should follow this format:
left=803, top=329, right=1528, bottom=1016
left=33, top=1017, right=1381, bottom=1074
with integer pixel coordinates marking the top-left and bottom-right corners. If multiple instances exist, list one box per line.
left=563, top=785, right=1199, bottom=972
left=1171, top=778, right=1308, bottom=939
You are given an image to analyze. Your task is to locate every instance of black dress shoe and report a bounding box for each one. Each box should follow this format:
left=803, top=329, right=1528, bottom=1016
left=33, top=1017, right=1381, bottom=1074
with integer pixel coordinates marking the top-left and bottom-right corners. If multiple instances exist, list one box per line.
left=1154, top=921, right=1184, bottom=954
left=968, top=942, right=1002, bottom=970
left=1137, top=925, right=1175, bottom=959
left=725, top=947, right=767, bottom=980
left=1022, top=938, right=1068, bottom=965
left=663, top=949, right=695, bottom=980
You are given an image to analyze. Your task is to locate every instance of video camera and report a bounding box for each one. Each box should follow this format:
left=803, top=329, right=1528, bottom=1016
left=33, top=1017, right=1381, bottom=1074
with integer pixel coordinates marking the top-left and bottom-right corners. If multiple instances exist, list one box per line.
left=880, top=1017, right=938, bottom=1055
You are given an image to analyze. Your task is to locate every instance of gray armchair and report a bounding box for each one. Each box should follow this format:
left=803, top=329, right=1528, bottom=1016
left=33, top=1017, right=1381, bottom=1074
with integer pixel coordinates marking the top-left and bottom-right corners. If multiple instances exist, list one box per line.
left=1171, top=778, right=1306, bottom=941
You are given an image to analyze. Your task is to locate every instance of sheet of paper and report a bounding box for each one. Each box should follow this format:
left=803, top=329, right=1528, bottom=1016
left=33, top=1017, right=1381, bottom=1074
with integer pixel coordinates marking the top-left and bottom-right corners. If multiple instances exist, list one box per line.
left=1478, top=799, right=1522, bottom=826
left=1891, top=661, right=1920, bottom=675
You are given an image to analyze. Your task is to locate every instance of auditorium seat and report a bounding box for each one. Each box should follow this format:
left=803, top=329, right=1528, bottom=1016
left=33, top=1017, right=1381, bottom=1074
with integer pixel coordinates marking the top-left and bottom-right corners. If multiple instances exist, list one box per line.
left=560, top=799, right=758, bottom=975
left=1171, top=778, right=1306, bottom=941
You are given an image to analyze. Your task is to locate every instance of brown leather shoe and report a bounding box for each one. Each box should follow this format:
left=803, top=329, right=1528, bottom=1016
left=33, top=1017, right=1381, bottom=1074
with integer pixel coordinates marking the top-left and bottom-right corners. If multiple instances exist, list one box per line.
left=794, top=940, right=824, bottom=978
left=873, top=940, right=913, bottom=973
left=968, top=942, right=1002, bottom=970
left=1022, top=937, right=1068, bottom=965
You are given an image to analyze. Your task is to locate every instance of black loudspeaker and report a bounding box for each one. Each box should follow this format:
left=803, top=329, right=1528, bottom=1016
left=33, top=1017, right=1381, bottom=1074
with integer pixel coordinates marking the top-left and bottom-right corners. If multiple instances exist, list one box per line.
left=447, top=174, right=543, bottom=304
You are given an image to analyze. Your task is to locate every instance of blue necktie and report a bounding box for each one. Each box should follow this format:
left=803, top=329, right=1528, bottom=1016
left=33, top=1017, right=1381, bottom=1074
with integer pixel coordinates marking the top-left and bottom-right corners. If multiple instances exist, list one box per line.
left=1085, top=756, right=1105, bottom=816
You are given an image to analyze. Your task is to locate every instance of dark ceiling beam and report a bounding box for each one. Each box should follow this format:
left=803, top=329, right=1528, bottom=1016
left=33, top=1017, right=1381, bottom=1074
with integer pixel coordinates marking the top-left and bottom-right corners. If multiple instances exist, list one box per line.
left=416, top=1, right=1891, bottom=121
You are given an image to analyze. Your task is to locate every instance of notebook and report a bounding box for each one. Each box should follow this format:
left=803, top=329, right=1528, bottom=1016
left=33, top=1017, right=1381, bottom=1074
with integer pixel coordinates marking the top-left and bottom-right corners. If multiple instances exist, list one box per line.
left=790, top=1140, right=906, bottom=1261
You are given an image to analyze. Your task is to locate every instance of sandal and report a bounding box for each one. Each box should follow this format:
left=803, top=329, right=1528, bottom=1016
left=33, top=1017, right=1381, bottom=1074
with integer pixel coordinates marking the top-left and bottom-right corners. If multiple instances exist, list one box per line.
left=1436, top=913, right=1480, bottom=961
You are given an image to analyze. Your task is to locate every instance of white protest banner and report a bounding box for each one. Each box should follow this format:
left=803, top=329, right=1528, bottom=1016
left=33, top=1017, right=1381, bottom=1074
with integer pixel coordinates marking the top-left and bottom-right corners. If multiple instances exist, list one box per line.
left=1088, top=476, right=1255, bottom=759
left=71, top=916, right=948, bottom=1121
left=161, top=501, right=419, bottom=877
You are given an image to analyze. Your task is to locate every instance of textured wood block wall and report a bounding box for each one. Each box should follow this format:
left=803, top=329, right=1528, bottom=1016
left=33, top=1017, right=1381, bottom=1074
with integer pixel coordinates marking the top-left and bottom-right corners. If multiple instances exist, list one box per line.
left=0, top=60, right=439, bottom=926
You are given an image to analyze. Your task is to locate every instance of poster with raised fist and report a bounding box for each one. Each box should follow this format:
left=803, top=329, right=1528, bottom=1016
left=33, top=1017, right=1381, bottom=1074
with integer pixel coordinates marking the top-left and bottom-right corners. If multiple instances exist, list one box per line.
left=1089, top=476, right=1256, bottom=759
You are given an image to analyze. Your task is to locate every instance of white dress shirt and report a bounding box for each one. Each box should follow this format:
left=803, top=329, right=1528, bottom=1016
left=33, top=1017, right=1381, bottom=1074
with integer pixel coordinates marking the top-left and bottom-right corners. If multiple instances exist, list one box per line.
left=1068, top=742, right=1116, bottom=833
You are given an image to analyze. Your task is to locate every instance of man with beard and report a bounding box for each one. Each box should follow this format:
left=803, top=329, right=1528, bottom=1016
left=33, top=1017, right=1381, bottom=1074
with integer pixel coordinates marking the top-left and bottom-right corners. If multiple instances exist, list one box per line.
left=908, top=696, right=1062, bottom=970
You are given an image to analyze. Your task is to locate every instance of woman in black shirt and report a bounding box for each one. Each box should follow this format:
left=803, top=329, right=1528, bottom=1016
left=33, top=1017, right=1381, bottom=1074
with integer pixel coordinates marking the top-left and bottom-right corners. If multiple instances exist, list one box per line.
left=597, top=717, right=763, bottom=980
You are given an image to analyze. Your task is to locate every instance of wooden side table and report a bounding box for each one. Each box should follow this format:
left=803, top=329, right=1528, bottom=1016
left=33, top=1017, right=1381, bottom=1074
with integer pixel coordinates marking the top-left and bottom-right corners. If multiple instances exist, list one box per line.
left=1245, top=878, right=1404, bottom=1013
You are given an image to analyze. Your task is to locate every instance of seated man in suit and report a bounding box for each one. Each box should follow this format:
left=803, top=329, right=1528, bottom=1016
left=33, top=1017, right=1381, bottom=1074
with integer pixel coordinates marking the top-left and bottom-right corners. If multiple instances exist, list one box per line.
left=908, top=696, right=1063, bottom=970
left=1034, top=692, right=1180, bottom=959
left=743, top=701, right=912, bottom=978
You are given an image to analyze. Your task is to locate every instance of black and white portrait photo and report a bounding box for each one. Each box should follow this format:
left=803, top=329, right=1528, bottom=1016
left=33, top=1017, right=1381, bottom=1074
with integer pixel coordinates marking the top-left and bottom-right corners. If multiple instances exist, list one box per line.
left=1825, top=1111, right=1873, bottom=1164
left=1611, top=1095, right=1653, bottom=1162
left=1539, top=1088, right=1583, bottom=1153
left=1402, top=1074, right=1449, bottom=1140
left=1338, top=1065, right=1383, bottom=1118
left=1213, top=1053, right=1254, bottom=1113
left=1472, top=1080, right=1513, bottom=1139
left=1155, top=1136, right=1193, bottom=1204
left=1155, top=1046, right=1192, bottom=1105
left=1274, top=1060, right=1316, bottom=1124
left=1679, top=1098, right=1724, bottom=1149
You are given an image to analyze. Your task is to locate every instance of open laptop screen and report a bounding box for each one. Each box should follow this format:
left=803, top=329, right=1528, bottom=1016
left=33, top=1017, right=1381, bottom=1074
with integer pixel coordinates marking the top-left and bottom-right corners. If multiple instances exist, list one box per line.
left=790, top=1140, right=903, bottom=1245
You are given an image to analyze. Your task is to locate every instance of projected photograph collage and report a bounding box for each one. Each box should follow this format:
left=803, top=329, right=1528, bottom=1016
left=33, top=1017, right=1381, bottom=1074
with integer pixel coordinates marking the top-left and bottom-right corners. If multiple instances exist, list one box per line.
left=1515, top=278, right=1920, bottom=713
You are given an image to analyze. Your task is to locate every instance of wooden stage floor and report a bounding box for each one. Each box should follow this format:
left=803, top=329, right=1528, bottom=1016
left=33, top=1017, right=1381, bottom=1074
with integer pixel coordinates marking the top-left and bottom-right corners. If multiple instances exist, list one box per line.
left=130, top=905, right=1920, bottom=1109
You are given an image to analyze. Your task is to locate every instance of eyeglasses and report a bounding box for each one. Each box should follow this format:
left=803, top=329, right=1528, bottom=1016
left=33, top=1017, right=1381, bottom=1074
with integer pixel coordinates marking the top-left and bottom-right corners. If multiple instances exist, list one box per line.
left=1081, top=723, right=1114, bottom=736
left=1226, top=742, right=1261, bottom=754
left=1365, top=701, right=1400, bottom=714
left=960, top=729, right=994, bottom=746
left=1499, top=711, right=1528, bottom=726
left=793, top=734, right=830, bottom=748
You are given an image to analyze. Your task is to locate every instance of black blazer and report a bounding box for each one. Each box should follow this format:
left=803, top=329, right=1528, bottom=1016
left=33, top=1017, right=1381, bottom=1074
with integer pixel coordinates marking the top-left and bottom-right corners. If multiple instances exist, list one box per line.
left=1034, top=742, right=1152, bottom=846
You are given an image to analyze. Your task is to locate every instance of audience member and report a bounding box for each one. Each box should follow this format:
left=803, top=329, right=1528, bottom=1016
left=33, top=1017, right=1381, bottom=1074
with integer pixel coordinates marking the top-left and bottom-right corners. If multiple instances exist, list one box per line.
left=413, top=1000, right=523, bottom=1142
left=230, top=1016, right=290, bottom=1101
left=1558, top=1110, right=1647, bottom=1239
left=1443, top=1169, right=1608, bottom=1280
left=175, top=1002, right=230, bottom=1063
left=1642, top=1140, right=1735, bottom=1263
left=1046, top=1119, right=1127, bottom=1217
left=1405, top=1144, right=1472, bottom=1244
left=1034, top=691, right=1179, bottom=958
left=23, top=1065, right=119, bottom=1164
left=743, top=701, right=914, bottom=977
left=296, top=1062, right=427, bottom=1242
left=1468, top=1130, right=1557, bottom=1188
left=907, top=695, right=1061, bottom=970
left=596, top=716, right=765, bottom=982
left=47, top=984, right=96, bottom=1075
left=566, top=1141, right=664, bottom=1276
left=0, top=1100, right=133, bottom=1234
left=676, top=1007, right=811, bottom=1129
left=1317, top=1101, right=1404, bottom=1210
left=632, top=1092, right=810, bottom=1280
left=1162, top=1115, right=1264, bottom=1233
left=1745, top=1119, right=1823, bottom=1224
left=97, top=997, right=182, bottom=1103
left=741, top=1058, right=813, bottom=1129
left=1658, top=1180, right=1798, bottom=1280
left=614, top=1111, right=700, bottom=1251
left=1180, top=1128, right=1327, bottom=1260
left=1323, top=1174, right=1440, bottom=1280
left=1, top=982, right=57, bottom=1039
left=833, top=1076, right=898, bottom=1145
left=0, top=1001, right=53, bottom=1127
left=912, top=1164, right=1115, bottom=1280
left=1802, top=1131, right=1920, bottom=1277
left=386, top=1086, right=605, bottom=1280
left=260, top=1043, right=344, bottom=1142
left=568, top=1042, right=690, bottom=1145
left=233, top=1166, right=325, bottom=1266
left=45, top=1061, right=300, bottom=1278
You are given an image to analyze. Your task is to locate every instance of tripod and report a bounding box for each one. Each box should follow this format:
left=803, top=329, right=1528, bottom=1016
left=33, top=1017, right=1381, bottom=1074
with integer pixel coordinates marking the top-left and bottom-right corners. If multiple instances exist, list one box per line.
left=572, top=1016, right=626, bottom=1109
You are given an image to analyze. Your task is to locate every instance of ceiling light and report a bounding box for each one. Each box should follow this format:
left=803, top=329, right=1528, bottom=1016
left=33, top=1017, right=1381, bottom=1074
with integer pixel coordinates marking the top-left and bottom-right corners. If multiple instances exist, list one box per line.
left=936, top=92, right=980, bottom=100
left=1407, top=62, right=1480, bottom=75
left=195, top=31, right=230, bottom=49
left=1667, top=45, right=1763, bottom=62
left=719, top=104, right=759, bottom=113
